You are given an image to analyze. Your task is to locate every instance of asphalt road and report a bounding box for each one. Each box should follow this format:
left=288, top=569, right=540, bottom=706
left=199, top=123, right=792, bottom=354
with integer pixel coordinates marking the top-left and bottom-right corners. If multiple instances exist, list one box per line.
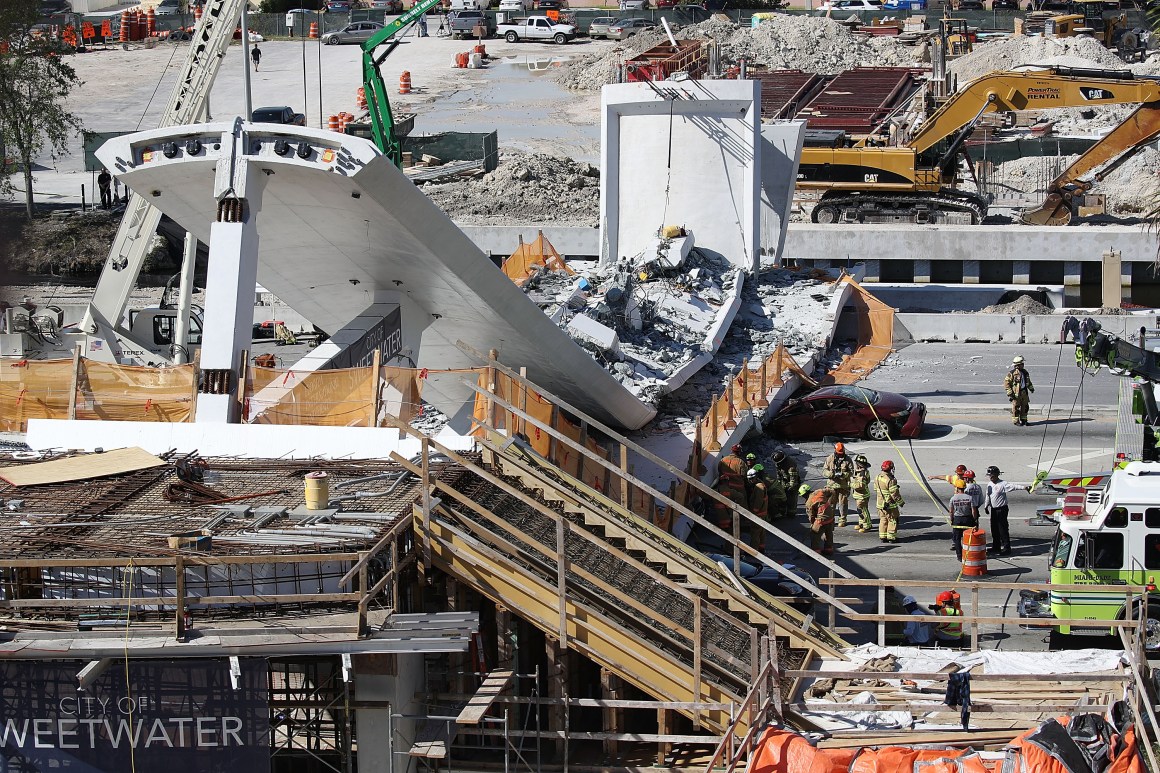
left=763, top=342, right=1126, bottom=652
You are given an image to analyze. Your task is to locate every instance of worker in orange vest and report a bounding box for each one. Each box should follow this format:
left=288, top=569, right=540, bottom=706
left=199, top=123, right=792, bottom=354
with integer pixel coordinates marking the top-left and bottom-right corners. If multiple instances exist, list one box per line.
left=745, top=467, right=769, bottom=551
left=713, top=445, right=748, bottom=533
left=805, top=486, right=838, bottom=555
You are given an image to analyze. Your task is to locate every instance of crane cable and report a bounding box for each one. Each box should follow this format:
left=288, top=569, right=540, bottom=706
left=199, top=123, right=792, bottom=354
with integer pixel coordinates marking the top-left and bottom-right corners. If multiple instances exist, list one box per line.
left=1034, top=342, right=1067, bottom=474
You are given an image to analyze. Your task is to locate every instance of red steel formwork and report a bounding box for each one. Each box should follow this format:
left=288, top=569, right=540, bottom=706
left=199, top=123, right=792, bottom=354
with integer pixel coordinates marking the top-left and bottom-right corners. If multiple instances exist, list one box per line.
left=795, top=67, right=923, bottom=135
left=750, top=67, right=924, bottom=135
left=623, top=40, right=707, bottom=83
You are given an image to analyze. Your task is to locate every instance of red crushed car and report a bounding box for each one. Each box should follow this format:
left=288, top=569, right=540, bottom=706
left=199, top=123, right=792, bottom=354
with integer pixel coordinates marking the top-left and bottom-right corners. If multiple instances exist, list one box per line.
left=768, top=385, right=926, bottom=441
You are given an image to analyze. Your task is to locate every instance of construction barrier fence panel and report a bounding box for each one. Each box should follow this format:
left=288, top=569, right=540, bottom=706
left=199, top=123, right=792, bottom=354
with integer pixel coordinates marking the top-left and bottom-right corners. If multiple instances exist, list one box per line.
left=0, top=358, right=196, bottom=431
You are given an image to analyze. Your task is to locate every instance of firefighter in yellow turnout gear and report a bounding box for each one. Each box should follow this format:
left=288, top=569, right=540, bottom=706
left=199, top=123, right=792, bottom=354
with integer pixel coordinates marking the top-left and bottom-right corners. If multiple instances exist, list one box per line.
left=823, top=442, right=854, bottom=527
left=1004, top=355, right=1034, bottom=426
left=851, top=454, right=873, bottom=532
left=874, top=460, right=905, bottom=542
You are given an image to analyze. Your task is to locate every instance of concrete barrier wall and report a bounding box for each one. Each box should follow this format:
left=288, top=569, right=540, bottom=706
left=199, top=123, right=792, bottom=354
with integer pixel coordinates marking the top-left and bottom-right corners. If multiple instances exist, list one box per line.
left=896, top=313, right=1023, bottom=343
left=1023, top=314, right=1159, bottom=344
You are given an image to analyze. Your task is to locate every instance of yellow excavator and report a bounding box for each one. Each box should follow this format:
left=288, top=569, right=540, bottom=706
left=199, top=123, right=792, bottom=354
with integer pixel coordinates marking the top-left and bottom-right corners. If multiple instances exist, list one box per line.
left=799, top=67, right=1160, bottom=225
left=1041, top=0, right=1146, bottom=62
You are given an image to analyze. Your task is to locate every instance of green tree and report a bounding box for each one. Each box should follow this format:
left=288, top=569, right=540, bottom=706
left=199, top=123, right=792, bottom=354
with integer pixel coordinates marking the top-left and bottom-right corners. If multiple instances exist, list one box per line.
left=0, top=0, right=84, bottom=219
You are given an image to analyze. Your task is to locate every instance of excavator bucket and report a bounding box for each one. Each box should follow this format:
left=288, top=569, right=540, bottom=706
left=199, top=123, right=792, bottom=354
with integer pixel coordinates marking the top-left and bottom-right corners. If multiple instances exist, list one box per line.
left=1020, top=193, right=1072, bottom=226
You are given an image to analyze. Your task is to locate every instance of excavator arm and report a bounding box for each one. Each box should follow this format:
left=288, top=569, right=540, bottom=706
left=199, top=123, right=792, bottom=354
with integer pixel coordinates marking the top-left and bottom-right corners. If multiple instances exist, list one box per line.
left=362, top=0, right=445, bottom=165
left=1021, top=100, right=1160, bottom=224
left=908, top=68, right=1160, bottom=155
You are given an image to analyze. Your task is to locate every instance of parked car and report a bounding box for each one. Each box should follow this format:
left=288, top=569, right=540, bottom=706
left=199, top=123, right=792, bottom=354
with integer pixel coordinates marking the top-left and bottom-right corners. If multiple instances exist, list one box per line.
left=619, top=0, right=649, bottom=9
left=499, top=0, right=533, bottom=11
left=607, top=16, right=656, bottom=37
left=325, top=0, right=353, bottom=10
left=252, top=106, right=307, bottom=125
left=153, top=0, right=183, bottom=14
left=656, top=0, right=676, bottom=6
left=957, top=0, right=984, bottom=8
left=39, top=0, right=72, bottom=13
left=498, top=14, right=576, bottom=40
left=587, top=15, right=617, bottom=36
left=815, top=0, right=883, bottom=10
left=992, top=0, right=1018, bottom=8
left=321, top=20, right=384, bottom=42
left=536, top=0, right=568, bottom=9
left=367, top=0, right=403, bottom=9
left=768, top=385, right=927, bottom=441
left=448, top=9, right=496, bottom=36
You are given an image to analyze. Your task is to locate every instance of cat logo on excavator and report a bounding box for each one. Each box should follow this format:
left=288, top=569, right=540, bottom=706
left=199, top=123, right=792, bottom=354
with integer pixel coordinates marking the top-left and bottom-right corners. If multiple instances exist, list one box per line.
left=1080, top=87, right=1115, bottom=100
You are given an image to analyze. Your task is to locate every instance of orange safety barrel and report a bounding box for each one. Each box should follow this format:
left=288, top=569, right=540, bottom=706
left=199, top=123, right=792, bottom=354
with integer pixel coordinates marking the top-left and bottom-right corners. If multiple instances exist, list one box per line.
left=455, top=52, right=468, bottom=68
left=308, top=21, right=319, bottom=38
left=328, top=114, right=340, bottom=132
left=135, top=10, right=145, bottom=40
left=119, top=11, right=130, bottom=42
left=962, top=527, right=987, bottom=577
left=356, top=86, right=367, bottom=110
left=194, top=3, right=202, bottom=22
left=146, top=6, right=156, bottom=36
left=398, top=70, right=412, bottom=93
left=473, top=43, right=486, bottom=55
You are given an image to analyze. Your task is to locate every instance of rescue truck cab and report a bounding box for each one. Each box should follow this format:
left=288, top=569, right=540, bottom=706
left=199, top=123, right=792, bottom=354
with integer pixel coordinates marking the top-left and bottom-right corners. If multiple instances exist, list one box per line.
left=1020, top=461, right=1160, bottom=651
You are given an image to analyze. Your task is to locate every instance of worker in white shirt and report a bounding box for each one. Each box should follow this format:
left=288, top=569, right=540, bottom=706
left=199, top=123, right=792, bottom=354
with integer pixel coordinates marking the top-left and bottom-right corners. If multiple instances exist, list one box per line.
left=984, top=465, right=1030, bottom=556
left=901, top=595, right=934, bottom=646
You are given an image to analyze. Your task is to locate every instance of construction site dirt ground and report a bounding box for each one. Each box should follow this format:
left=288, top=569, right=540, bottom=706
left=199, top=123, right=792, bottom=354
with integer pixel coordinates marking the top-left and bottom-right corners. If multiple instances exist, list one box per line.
left=22, top=35, right=606, bottom=207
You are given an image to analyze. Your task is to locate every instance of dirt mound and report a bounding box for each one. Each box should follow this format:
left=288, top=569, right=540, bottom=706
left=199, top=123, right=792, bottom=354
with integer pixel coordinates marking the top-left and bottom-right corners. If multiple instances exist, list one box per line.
left=980, top=295, right=1052, bottom=314
left=0, top=208, right=170, bottom=278
left=553, top=15, right=923, bottom=91
left=950, top=35, right=1125, bottom=86
left=422, top=150, right=600, bottom=226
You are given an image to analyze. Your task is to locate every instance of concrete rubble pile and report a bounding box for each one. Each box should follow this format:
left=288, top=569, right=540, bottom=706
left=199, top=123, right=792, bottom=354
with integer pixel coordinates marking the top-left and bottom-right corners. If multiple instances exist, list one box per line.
left=553, top=16, right=923, bottom=91
left=949, top=35, right=1127, bottom=86
left=522, top=242, right=740, bottom=404
left=423, top=150, right=600, bottom=226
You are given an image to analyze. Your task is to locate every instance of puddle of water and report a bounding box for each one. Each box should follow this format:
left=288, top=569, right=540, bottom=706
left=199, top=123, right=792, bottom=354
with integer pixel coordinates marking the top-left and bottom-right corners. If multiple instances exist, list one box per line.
left=412, top=56, right=600, bottom=163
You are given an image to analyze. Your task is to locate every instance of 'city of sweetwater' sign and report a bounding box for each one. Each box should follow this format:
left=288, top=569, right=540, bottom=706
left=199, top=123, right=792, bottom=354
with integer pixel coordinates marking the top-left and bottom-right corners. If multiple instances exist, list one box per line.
left=0, top=658, right=268, bottom=772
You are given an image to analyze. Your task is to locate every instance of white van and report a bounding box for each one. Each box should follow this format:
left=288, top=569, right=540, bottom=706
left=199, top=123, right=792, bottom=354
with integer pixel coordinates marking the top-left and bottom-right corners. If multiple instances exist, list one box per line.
left=498, top=0, right=532, bottom=11
left=449, top=0, right=486, bottom=10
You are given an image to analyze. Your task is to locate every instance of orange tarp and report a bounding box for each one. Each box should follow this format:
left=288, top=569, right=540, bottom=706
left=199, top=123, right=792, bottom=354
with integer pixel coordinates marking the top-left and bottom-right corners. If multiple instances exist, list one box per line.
left=501, top=231, right=574, bottom=287
left=821, top=276, right=895, bottom=386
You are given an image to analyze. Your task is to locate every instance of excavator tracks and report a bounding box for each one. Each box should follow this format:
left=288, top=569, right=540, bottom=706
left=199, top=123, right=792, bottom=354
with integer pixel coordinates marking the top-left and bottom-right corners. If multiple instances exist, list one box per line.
left=812, top=191, right=987, bottom=225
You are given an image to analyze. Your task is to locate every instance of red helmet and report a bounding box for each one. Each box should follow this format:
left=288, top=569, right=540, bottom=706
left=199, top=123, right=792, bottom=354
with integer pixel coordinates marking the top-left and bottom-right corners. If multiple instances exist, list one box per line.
left=881, top=460, right=894, bottom=471
left=963, top=469, right=976, bottom=481
left=731, top=444, right=743, bottom=454
left=955, top=464, right=967, bottom=474
left=936, top=591, right=955, bottom=605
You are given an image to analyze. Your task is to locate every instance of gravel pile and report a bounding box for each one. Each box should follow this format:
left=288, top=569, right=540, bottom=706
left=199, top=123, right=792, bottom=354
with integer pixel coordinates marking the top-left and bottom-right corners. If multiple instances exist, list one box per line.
left=422, top=150, right=600, bottom=226
left=980, top=295, right=1053, bottom=314
left=949, top=35, right=1125, bottom=86
left=553, top=15, right=923, bottom=91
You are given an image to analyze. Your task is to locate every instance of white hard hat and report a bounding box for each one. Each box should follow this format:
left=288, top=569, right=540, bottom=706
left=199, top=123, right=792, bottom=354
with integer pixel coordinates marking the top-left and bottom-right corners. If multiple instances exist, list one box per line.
left=902, top=595, right=917, bottom=606
left=746, top=468, right=757, bottom=478
left=1012, top=355, right=1025, bottom=365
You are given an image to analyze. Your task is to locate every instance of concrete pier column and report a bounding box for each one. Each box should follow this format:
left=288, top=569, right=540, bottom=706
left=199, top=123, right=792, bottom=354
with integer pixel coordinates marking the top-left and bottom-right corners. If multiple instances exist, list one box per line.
left=1013, top=260, right=1031, bottom=284
left=1064, top=261, right=1083, bottom=306
left=963, top=259, right=981, bottom=284
left=913, top=259, right=931, bottom=283
left=1122, top=262, right=1134, bottom=306
left=1102, top=251, right=1123, bottom=310
left=195, top=138, right=264, bottom=423
left=863, top=259, right=881, bottom=282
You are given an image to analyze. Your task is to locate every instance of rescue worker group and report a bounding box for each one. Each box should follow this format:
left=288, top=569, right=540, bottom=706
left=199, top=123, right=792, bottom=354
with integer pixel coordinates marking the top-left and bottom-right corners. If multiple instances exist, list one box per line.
left=711, top=443, right=1029, bottom=560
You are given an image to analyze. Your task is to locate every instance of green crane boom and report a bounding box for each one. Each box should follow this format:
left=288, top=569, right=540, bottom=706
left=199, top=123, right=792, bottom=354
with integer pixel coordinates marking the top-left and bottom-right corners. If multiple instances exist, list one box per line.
left=362, top=0, right=445, bottom=165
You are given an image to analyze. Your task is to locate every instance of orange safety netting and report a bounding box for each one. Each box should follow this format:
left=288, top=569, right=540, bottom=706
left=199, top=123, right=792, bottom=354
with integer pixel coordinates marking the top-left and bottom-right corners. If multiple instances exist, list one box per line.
left=0, top=358, right=195, bottom=431
left=0, top=359, right=74, bottom=432
left=501, top=231, right=574, bottom=287
left=820, top=276, right=895, bottom=386
left=750, top=720, right=1144, bottom=773
left=245, top=365, right=377, bottom=427
left=76, top=360, right=195, bottom=422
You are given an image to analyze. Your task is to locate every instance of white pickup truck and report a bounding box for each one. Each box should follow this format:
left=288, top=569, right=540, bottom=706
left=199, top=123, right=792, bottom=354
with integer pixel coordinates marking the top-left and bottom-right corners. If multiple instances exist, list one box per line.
left=497, top=15, right=576, bottom=43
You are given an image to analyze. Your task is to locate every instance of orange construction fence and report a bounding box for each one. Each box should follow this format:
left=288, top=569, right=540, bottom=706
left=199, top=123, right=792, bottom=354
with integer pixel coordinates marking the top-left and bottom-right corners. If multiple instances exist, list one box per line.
left=0, top=357, right=195, bottom=432
left=819, top=274, right=895, bottom=386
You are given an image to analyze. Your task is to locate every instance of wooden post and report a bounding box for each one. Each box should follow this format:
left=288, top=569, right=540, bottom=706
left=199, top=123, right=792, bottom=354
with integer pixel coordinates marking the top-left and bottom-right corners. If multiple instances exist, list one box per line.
left=577, top=421, right=588, bottom=479
left=421, top=437, right=432, bottom=581
left=548, top=404, right=560, bottom=466
left=487, top=348, right=499, bottom=432
left=174, top=556, right=186, bottom=641
left=878, top=585, right=887, bottom=647
left=620, top=444, right=630, bottom=509
left=370, top=349, right=382, bottom=428
left=971, top=586, right=980, bottom=652
left=67, top=344, right=81, bottom=420
left=724, top=383, right=737, bottom=431
left=600, top=669, right=623, bottom=757
left=706, top=396, right=721, bottom=452
left=737, top=359, right=751, bottom=412
left=188, top=349, right=201, bottom=422
left=515, top=366, right=528, bottom=439
left=756, top=357, right=769, bottom=408
left=546, top=637, right=569, bottom=761
left=496, top=604, right=514, bottom=668
left=693, top=596, right=703, bottom=729
left=236, top=349, right=249, bottom=416
left=557, top=516, right=567, bottom=648
left=691, top=418, right=703, bottom=475
left=656, top=709, right=670, bottom=767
